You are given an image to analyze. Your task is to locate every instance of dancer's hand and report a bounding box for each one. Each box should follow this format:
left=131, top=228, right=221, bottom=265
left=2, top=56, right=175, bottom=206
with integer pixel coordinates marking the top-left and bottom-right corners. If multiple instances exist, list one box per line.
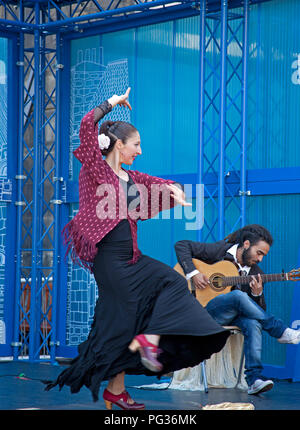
left=108, top=87, right=132, bottom=110
left=166, top=184, right=192, bottom=207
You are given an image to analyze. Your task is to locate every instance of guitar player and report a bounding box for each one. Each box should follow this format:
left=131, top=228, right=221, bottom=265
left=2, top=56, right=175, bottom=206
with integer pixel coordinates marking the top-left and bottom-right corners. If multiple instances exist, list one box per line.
left=175, top=224, right=300, bottom=395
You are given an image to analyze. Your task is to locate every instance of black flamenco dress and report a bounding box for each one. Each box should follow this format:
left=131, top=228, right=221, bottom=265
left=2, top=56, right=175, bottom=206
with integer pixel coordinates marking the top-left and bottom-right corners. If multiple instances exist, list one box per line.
left=46, top=174, right=229, bottom=401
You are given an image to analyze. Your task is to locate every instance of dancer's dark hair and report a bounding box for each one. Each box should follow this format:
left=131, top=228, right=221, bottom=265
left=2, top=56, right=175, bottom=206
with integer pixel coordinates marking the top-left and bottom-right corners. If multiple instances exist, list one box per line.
left=99, top=121, right=138, bottom=156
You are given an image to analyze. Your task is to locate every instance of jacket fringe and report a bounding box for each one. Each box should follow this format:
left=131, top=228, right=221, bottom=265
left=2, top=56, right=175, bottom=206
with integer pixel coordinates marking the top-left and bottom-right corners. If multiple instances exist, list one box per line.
left=62, top=220, right=95, bottom=272
left=62, top=220, right=141, bottom=270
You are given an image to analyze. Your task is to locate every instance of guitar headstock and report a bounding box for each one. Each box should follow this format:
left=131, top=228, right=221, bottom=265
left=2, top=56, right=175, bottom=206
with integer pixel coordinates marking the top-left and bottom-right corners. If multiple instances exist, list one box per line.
left=288, top=268, right=300, bottom=281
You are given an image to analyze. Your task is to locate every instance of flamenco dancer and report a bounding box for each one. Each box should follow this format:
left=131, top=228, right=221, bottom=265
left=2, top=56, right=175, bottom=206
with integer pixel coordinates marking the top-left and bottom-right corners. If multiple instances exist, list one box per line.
left=45, top=88, right=229, bottom=409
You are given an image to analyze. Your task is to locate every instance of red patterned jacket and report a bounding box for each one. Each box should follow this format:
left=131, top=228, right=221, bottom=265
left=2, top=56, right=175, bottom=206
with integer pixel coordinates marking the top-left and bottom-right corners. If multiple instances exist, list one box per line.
left=62, top=102, right=177, bottom=270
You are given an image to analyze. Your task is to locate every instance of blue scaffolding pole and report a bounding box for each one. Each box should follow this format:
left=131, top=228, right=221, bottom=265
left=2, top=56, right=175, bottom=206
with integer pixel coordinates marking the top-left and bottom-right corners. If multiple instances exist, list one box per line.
left=218, top=0, right=227, bottom=240
left=29, top=2, right=41, bottom=360
left=198, top=0, right=249, bottom=242
left=12, top=19, right=25, bottom=359
left=6, top=0, right=64, bottom=361
left=50, top=32, right=63, bottom=362
left=240, top=0, right=249, bottom=225
left=197, top=0, right=206, bottom=243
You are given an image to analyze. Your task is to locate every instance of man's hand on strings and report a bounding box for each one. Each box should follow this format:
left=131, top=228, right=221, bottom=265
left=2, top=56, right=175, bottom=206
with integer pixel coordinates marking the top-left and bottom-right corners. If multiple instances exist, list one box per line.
left=249, top=273, right=263, bottom=296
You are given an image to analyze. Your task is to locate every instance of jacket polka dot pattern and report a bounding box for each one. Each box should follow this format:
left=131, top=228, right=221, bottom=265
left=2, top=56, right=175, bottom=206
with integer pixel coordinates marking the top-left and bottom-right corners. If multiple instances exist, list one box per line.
left=63, top=103, right=176, bottom=270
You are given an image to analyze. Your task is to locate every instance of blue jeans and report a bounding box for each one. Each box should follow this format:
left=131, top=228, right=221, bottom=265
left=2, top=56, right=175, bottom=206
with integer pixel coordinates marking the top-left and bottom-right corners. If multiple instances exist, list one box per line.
left=205, top=290, right=288, bottom=386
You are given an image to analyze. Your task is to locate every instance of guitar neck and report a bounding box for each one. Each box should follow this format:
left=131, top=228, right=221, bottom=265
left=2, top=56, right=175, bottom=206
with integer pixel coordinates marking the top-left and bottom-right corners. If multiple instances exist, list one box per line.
left=223, top=272, right=289, bottom=287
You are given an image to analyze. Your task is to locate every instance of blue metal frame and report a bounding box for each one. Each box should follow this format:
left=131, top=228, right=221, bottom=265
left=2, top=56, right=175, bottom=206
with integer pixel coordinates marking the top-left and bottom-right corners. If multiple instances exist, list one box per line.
left=7, top=0, right=65, bottom=362
left=218, top=0, right=228, bottom=240
left=65, top=167, right=300, bottom=207
left=29, top=5, right=40, bottom=360
left=0, top=1, right=273, bottom=35
left=12, top=16, right=27, bottom=359
left=197, top=0, right=206, bottom=244
left=195, top=0, right=250, bottom=242
left=50, top=31, right=63, bottom=362
left=240, top=0, right=249, bottom=225
left=15, top=20, right=37, bottom=359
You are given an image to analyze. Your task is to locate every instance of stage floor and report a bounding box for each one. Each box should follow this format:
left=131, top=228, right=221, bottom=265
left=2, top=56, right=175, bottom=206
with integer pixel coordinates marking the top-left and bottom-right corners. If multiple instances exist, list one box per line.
left=1, top=360, right=300, bottom=411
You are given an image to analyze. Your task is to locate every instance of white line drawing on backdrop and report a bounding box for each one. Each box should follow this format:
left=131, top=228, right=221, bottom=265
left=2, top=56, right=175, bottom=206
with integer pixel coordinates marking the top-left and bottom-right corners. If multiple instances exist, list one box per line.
left=66, top=47, right=130, bottom=346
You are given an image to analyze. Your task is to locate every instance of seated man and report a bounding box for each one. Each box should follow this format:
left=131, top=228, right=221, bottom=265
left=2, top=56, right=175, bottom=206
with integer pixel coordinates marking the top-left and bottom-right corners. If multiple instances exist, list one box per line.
left=175, top=224, right=300, bottom=395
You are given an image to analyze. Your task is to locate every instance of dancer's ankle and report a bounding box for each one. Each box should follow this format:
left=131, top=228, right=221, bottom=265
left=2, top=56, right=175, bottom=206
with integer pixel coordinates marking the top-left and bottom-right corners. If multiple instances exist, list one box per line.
left=145, top=334, right=160, bottom=346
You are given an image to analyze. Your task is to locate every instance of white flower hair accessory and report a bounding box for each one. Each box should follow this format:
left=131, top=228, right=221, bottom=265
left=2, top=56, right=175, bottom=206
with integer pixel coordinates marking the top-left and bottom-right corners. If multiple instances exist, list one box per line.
left=98, top=133, right=110, bottom=151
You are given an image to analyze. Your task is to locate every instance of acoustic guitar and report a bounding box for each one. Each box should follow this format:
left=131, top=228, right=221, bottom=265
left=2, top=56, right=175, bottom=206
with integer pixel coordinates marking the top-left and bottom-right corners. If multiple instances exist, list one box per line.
left=173, top=259, right=300, bottom=307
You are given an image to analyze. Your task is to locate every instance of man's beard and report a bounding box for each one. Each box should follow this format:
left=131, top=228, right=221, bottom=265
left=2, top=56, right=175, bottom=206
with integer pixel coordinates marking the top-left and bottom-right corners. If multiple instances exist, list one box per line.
left=241, top=247, right=253, bottom=266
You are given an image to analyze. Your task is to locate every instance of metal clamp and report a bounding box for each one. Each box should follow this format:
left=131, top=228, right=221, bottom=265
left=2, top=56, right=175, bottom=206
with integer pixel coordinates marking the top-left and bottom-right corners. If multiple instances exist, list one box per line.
left=15, top=201, right=26, bottom=206
left=49, top=340, right=60, bottom=347
left=239, top=190, right=251, bottom=196
left=15, top=175, right=27, bottom=180
left=11, top=341, right=22, bottom=347
left=50, top=199, right=63, bottom=205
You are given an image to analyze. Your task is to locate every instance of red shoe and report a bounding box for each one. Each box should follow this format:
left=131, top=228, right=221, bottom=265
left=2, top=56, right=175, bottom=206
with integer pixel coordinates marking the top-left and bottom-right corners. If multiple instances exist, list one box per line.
left=103, top=388, right=145, bottom=410
left=129, top=334, right=163, bottom=372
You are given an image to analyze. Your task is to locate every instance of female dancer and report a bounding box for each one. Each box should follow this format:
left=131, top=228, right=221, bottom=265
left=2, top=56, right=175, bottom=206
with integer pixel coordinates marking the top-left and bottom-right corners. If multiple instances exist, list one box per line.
left=45, top=88, right=229, bottom=409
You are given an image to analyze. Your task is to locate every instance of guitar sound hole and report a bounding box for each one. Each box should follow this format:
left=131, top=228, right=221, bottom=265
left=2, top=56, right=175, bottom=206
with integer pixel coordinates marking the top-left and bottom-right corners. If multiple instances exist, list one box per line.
left=210, top=274, right=226, bottom=292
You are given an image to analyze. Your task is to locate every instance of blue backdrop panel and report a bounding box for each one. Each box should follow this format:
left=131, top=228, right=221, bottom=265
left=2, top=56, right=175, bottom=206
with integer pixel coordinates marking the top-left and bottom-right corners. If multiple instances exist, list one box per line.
left=59, top=2, right=300, bottom=377
left=246, top=194, right=300, bottom=371
left=247, top=0, right=300, bottom=170
left=173, top=17, right=200, bottom=175
left=0, top=36, right=7, bottom=348
left=65, top=21, right=201, bottom=347
left=0, top=34, right=18, bottom=356
left=135, top=22, right=174, bottom=176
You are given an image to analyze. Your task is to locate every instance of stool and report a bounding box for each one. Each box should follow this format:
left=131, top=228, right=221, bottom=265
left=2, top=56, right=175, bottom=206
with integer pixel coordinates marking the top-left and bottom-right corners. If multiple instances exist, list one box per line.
left=201, top=325, right=245, bottom=393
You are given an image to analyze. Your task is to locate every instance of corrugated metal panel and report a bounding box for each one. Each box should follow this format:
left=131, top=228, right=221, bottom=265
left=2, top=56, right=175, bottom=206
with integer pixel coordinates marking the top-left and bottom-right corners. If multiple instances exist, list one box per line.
left=173, top=17, right=200, bottom=175
left=0, top=36, right=8, bottom=341
left=245, top=1, right=300, bottom=367
left=246, top=194, right=300, bottom=366
left=135, top=22, right=174, bottom=176
left=248, top=0, right=300, bottom=169
left=68, top=0, right=300, bottom=370
left=103, top=17, right=201, bottom=177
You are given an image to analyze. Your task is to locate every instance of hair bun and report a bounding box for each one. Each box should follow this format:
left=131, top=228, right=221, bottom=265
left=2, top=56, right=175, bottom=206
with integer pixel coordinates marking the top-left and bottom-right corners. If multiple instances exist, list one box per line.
left=100, top=120, right=115, bottom=135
